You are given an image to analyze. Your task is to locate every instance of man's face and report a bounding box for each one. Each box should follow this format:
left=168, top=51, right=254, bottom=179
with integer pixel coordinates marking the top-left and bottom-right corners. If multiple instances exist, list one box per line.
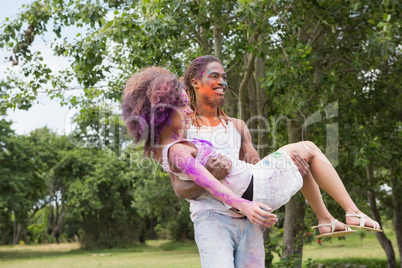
left=193, top=61, right=228, bottom=107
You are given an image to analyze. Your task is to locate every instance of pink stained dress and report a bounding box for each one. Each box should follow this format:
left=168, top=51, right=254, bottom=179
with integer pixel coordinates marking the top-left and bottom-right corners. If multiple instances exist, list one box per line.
left=162, top=138, right=303, bottom=211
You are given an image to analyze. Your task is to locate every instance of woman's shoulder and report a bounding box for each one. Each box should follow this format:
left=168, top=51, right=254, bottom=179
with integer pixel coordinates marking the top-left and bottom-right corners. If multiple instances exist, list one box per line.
left=168, top=140, right=197, bottom=157
left=167, top=141, right=198, bottom=172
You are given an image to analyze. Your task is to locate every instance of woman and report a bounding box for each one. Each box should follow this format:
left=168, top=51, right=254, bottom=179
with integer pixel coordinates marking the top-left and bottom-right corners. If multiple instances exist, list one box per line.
left=122, top=66, right=382, bottom=238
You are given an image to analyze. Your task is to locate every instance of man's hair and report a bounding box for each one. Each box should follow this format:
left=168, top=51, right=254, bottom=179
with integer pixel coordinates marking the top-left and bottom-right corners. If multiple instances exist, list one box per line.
left=183, top=55, right=229, bottom=128
left=122, top=67, right=183, bottom=157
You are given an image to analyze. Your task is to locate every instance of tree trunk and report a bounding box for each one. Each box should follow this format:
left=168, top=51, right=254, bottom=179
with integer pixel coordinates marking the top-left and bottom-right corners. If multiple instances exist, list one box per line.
left=213, top=24, right=223, bottom=61
left=13, top=221, right=23, bottom=245
left=263, top=228, right=274, bottom=268
left=51, top=211, right=66, bottom=243
left=47, top=204, right=54, bottom=235
left=282, top=119, right=305, bottom=267
left=148, top=217, right=157, bottom=240
left=22, top=228, right=28, bottom=244
left=390, top=165, right=402, bottom=268
left=247, top=68, right=257, bottom=135
left=238, top=52, right=256, bottom=121
left=282, top=193, right=305, bottom=267
left=254, top=55, right=269, bottom=157
left=199, top=26, right=210, bottom=54
left=366, top=164, right=396, bottom=268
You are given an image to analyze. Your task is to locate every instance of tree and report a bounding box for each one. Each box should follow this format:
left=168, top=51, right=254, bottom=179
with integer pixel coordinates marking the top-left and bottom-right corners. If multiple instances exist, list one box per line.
left=127, top=148, right=192, bottom=241
left=0, top=122, right=48, bottom=244
left=1, top=0, right=400, bottom=264
left=258, top=1, right=400, bottom=266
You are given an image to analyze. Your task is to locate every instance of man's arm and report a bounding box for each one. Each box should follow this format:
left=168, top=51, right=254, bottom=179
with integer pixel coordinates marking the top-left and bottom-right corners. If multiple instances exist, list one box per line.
left=170, top=154, right=232, bottom=199
left=169, top=173, right=205, bottom=199
left=231, top=118, right=261, bottom=164
left=231, top=118, right=310, bottom=175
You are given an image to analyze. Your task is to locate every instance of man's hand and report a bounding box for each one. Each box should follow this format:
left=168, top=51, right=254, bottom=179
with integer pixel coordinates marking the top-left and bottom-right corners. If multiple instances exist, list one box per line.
left=205, top=154, right=232, bottom=181
left=290, top=152, right=310, bottom=177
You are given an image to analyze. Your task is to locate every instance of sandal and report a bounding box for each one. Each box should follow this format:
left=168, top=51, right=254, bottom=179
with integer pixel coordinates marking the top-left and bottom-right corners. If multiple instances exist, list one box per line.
left=311, top=219, right=355, bottom=238
left=345, top=212, right=383, bottom=232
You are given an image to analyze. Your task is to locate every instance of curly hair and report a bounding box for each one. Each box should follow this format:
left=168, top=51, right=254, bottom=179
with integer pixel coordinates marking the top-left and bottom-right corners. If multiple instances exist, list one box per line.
left=183, top=55, right=229, bottom=128
left=122, top=67, right=184, bottom=157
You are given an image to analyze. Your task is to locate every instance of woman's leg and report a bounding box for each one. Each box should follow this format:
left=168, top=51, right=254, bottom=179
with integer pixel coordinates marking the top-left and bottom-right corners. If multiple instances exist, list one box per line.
left=278, top=141, right=379, bottom=229
left=299, top=171, right=348, bottom=234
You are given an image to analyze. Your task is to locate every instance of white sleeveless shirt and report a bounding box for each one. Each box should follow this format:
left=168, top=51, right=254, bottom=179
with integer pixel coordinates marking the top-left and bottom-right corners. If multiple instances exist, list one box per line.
left=187, top=119, right=241, bottom=159
left=185, top=119, right=252, bottom=220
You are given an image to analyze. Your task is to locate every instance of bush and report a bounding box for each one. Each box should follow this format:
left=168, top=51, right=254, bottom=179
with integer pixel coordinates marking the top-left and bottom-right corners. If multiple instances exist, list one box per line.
left=79, top=218, right=139, bottom=249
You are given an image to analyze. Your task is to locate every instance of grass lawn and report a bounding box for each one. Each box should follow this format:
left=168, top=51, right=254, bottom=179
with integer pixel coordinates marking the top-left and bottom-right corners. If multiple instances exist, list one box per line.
left=301, top=229, right=400, bottom=267
left=0, top=240, right=201, bottom=268
left=0, top=229, right=399, bottom=268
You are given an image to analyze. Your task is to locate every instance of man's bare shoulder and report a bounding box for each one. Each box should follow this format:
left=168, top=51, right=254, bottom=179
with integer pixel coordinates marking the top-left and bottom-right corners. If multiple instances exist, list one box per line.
left=229, top=117, right=247, bottom=133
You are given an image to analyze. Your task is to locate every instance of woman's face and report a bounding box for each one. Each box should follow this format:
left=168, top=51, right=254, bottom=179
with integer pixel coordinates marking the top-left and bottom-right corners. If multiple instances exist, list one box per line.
left=169, top=89, right=193, bottom=133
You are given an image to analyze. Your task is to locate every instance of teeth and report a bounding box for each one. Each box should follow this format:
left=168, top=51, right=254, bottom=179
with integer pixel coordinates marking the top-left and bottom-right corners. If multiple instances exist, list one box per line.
left=215, top=88, right=224, bottom=93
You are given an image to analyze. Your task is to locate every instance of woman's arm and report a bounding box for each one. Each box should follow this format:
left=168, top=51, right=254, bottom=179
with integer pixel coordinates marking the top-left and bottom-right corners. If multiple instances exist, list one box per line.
left=168, top=143, right=278, bottom=227
left=170, top=154, right=232, bottom=199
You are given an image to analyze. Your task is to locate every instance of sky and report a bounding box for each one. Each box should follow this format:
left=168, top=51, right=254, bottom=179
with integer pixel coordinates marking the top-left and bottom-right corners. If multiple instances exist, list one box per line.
left=0, top=0, right=77, bottom=135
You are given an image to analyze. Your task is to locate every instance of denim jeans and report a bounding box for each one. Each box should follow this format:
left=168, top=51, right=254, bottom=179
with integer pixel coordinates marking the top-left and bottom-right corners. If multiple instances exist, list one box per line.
left=194, top=211, right=265, bottom=268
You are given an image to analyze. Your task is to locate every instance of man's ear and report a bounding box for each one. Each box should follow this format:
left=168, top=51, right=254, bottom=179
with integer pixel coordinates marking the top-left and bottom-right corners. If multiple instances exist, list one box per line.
left=191, top=78, right=199, bottom=89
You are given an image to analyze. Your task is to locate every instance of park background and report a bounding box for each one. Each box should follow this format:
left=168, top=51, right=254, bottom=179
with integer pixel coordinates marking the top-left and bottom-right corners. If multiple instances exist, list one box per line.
left=0, top=0, right=400, bottom=267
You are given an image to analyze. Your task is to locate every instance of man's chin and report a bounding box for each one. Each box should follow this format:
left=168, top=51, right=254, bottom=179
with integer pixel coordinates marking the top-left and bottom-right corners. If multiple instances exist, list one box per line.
left=217, top=97, right=225, bottom=107
left=203, top=95, right=225, bottom=108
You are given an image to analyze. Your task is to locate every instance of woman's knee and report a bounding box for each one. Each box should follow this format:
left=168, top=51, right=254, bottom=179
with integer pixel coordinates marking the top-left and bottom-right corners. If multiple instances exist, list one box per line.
left=298, top=141, right=321, bottom=154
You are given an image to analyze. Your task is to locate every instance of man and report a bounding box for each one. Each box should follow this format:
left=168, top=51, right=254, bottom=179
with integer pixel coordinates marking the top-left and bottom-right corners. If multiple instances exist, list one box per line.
left=170, top=55, right=308, bottom=268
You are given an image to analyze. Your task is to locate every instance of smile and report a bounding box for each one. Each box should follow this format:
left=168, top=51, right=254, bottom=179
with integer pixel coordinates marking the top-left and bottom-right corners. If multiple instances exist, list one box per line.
left=213, top=88, right=225, bottom=93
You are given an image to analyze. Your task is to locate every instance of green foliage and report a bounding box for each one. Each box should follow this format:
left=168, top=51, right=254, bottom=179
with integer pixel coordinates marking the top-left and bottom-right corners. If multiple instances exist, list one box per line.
left=51, top=146, right=139, bottom=248
left=305, top=258, right=388, bottom=268
left=127, top=148, right=193, bottom=241
left=68, top=104, right=126, bottom=154
left=27, top=208, right=49, bottom=244
left=0, top=0, right=400, bottom=259
left=0, top=122, right=47, bottom=228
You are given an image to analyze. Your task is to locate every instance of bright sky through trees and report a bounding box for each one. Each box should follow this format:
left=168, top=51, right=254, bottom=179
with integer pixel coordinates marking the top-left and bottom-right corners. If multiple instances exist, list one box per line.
left=1, top=0, right=76, bottom=135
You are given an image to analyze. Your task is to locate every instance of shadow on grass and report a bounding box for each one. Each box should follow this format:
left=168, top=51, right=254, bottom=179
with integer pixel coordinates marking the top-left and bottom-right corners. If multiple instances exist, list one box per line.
left=0, top=243, right=158, bottom=260
left=0, top=241, right=199, bottom=261
left=157, top=240, right=198, bottom=251
left=305, top=257, right=388, bottom=268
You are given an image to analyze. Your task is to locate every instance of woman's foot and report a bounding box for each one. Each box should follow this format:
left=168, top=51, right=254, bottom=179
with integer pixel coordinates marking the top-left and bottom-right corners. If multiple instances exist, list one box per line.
left=345, top=212, right=382, bottom=232
left=311, top=219, right=355, bottom=238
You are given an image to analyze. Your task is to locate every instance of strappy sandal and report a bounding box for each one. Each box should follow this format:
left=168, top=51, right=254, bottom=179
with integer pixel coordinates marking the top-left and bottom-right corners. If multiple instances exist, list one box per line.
left=345, top=212, right=383, bottom=232
left=311, top=219, right=355, bottom=238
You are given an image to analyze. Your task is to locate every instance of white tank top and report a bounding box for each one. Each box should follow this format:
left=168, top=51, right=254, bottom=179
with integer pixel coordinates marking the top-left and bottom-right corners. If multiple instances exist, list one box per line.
left=184, top=119, right=251, bottom=220
left=187, top=119, right=241, bottom=159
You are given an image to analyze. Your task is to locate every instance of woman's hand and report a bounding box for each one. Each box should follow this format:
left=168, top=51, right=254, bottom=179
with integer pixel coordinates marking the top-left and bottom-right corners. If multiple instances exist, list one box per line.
left=239, top=201, right=278, bottom=228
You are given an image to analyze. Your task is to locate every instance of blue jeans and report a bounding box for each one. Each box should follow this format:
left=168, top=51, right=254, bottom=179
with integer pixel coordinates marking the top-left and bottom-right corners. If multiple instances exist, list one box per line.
left=194, top=211, right=265, bottom=268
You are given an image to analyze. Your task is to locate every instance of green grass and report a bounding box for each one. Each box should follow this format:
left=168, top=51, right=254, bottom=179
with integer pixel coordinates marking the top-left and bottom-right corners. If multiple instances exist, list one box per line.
left=300, top=228, right=400, bottom=267
left=0, top=240, right=201, bottom=268
left=0, top=230, right=399, bottom=268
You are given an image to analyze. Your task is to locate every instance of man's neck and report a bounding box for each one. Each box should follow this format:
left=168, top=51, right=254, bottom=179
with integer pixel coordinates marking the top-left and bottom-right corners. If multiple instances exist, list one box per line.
left=195, top=101, right=221, bottom=126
